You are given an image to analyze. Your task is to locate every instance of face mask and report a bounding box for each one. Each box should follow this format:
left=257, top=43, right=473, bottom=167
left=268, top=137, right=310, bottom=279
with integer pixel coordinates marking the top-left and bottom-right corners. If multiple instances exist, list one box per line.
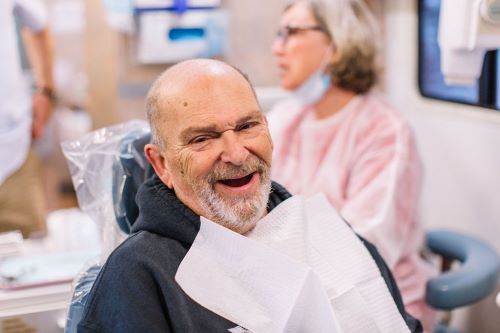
left=291, top=70, right=331, bottom=107
left=291, top=44, right=334, bottom=107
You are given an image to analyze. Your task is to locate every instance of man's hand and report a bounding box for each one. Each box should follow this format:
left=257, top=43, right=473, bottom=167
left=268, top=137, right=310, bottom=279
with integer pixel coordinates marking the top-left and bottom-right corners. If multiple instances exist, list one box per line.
left=31, top=90, right=53, bottom=139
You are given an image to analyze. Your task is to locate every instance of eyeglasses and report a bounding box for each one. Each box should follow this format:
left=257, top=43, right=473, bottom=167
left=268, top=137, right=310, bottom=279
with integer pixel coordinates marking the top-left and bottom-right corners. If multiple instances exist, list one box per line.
left=275, top=25, right=326, bottom=44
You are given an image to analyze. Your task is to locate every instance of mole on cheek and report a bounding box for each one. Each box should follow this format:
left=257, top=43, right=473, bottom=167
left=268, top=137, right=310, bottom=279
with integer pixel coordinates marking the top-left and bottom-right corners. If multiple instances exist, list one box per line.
left=183, top=102, right=188, bottom=107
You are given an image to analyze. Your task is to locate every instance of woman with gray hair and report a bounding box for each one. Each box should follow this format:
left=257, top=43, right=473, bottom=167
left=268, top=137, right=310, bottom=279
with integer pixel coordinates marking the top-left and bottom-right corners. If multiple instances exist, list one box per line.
left=267, top=0, right=436, bottom=331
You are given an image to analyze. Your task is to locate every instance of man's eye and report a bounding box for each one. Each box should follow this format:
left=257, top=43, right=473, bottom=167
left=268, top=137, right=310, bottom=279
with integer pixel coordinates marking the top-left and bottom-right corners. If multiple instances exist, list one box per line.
left=189, top=136, right=211, bottom=144
left=238, top=122, right=258, bottom=131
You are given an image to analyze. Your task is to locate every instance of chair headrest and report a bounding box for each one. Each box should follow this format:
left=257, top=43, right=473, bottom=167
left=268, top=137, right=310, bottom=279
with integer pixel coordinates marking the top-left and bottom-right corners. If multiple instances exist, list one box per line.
left=112, top=129, right=153, bottom=234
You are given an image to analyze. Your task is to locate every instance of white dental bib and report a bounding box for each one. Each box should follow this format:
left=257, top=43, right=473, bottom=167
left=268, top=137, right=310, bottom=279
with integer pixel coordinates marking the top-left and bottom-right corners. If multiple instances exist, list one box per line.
left=175, top=194, right=410, bottom=333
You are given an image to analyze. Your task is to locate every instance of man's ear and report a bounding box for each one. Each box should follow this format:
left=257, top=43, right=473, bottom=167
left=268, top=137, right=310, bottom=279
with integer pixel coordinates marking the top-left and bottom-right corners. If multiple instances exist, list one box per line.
left=144, top=143, right=174, bottom=188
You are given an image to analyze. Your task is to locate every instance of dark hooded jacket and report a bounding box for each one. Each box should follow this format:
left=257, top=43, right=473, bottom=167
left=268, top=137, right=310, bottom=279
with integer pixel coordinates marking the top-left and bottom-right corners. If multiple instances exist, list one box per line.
left=77, top=174, right=422, bottom=332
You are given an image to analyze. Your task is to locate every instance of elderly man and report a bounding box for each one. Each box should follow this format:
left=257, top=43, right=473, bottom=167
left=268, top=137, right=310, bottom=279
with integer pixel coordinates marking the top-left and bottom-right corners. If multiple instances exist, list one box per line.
left=77, top=59, right=422, bottom=333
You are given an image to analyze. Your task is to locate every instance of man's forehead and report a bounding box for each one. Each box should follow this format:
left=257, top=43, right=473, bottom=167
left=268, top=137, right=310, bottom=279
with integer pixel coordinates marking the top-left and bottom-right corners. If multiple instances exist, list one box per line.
left=161, top=73, right=252, bottom=110
left=169, top=74, right=258, bottom=115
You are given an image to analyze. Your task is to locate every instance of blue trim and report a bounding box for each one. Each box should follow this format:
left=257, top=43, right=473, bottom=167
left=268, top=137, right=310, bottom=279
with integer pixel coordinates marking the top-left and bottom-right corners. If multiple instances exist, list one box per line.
left=134, top=6, right=218, bottom=15
left=168, top=27, right=205, bottom=41
left=173, top=0, right=187, bottom=14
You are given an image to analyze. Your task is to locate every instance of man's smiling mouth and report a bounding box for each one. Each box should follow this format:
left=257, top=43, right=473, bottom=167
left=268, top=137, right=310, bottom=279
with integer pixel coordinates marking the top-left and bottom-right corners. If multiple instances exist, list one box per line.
left=218, top=172, right=255, bottom=187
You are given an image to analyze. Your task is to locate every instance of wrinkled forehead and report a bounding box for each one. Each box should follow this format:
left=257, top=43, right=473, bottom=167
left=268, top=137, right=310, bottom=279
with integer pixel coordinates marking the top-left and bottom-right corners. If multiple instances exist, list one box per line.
left=160, top=71, right=262, bottom=138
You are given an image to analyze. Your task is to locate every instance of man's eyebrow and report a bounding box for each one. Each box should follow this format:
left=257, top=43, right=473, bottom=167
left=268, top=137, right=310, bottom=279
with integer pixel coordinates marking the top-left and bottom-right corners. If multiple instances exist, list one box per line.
left=179, top=110, right=263, bottom=141
left=235, top=111, right=264, bottom=125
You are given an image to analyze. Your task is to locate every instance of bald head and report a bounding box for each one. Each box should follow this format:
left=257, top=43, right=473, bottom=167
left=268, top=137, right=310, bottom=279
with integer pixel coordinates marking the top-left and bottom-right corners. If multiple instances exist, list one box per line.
left=146, top=59, right=258, bottom=149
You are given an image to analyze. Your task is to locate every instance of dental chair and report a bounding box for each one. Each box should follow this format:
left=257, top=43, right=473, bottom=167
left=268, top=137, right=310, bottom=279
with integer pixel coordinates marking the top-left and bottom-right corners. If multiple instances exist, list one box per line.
left=62, top=121, right=500, bottom=333
left=63, top=121, right=152, bottom=333
left=425, top=231, right=500, bottom=333
left=65, top=127, right=153, bottom=332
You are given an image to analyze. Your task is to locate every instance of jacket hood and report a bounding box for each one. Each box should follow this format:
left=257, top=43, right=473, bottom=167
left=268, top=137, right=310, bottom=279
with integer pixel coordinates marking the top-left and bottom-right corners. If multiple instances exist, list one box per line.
left=131, top=174, right=291, bottom=246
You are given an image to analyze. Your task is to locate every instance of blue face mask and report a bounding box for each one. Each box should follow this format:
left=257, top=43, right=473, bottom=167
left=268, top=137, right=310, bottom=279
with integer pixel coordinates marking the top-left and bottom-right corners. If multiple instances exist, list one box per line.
left=292, top=70, right=331, bottom=107
left=291, top=44, right=334, bottom=107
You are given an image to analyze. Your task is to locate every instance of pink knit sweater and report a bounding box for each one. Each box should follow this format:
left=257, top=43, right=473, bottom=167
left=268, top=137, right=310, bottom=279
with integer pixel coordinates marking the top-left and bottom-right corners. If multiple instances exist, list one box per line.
left=268, top=93, right=436, bottom=331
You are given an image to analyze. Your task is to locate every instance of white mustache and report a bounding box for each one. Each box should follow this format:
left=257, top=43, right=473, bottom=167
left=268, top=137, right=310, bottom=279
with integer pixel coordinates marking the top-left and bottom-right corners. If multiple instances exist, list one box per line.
left=207, top=157, right=268, bottom=185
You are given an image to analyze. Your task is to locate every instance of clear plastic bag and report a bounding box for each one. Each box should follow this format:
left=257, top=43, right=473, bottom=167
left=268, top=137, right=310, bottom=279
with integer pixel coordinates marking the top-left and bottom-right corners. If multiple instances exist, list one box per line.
left=61, top=119, right=150, bottom=262
left=61, top=120, right=151, bottom=332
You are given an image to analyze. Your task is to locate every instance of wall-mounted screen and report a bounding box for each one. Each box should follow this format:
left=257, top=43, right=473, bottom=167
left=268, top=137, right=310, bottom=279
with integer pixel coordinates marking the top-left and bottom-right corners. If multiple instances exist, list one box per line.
left=418, top=0, right=499, bottom=110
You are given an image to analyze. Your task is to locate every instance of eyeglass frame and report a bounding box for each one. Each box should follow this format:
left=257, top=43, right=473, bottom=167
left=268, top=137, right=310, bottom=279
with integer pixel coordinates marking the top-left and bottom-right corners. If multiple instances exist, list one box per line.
left=275, top=25, right=329, bottom=45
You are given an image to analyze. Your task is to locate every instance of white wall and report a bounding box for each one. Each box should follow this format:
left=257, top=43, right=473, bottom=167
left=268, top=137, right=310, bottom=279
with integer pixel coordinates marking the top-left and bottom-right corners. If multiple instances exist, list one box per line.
left=384, top=1, right=500, bottom=331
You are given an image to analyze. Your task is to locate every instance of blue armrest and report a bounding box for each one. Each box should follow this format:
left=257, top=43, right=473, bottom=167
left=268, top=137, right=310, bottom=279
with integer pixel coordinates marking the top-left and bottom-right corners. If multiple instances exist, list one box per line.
left=65, top=264, right=101, bottom=333
left=425, top=230, right=500, bottom=310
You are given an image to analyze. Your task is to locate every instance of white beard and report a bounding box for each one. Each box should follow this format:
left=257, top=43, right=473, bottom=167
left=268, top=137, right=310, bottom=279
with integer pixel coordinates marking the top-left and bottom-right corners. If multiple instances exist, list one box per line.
left=197, top=173, right=272, bottom=232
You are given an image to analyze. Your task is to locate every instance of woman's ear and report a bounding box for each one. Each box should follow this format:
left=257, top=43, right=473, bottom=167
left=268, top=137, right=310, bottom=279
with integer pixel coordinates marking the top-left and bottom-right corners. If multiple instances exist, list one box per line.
left=329, top=43, right=339, bottom=63
left=144, top=143, right=174, bottom=188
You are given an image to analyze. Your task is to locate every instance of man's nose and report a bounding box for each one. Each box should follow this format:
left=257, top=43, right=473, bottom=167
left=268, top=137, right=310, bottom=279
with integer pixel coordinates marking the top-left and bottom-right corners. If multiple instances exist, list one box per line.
left=220, top=131, right=249, bottom=166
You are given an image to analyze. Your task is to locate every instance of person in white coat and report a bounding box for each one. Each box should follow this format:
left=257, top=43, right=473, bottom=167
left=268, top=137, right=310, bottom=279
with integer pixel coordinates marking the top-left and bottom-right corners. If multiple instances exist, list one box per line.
left=0, top=0, right=54, bottom=237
